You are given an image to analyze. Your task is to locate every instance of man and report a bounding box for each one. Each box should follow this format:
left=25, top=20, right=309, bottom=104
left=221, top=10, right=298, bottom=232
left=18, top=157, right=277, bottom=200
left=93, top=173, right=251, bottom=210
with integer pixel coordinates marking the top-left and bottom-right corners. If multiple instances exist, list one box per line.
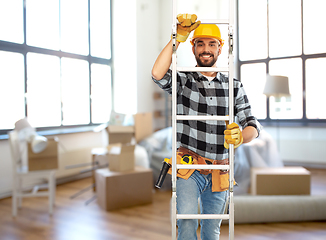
left=152, top=14, right=261, bottom=240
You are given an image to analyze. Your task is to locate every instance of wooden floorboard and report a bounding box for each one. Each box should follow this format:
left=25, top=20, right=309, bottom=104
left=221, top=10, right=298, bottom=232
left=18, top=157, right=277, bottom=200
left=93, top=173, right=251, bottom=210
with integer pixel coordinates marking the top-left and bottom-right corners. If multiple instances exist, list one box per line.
left=0, top=168, right=325, bottom=239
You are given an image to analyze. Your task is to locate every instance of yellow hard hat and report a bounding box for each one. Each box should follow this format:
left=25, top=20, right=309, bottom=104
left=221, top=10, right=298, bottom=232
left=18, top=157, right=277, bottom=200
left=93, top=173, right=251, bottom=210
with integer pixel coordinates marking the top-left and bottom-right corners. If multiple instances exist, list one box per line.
left=191, top=24, right=224, bottom=46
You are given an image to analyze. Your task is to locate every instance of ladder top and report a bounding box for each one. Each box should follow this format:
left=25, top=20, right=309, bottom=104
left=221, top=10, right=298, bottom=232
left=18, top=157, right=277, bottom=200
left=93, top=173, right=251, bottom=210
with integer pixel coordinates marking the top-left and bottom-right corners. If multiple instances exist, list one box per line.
left=201, top=19, right=229, bottom=24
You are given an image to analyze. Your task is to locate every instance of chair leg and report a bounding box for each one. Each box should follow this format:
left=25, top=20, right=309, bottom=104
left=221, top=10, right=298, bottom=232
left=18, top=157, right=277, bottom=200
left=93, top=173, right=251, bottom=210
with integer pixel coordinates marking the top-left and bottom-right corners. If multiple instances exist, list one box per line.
left=18, top=178, right=22, bottom=208
left=12, top=177, right=17, bottom=217
left=53, top=174, right=56, bottom=206
left=48, top=173, right=55, bottom=215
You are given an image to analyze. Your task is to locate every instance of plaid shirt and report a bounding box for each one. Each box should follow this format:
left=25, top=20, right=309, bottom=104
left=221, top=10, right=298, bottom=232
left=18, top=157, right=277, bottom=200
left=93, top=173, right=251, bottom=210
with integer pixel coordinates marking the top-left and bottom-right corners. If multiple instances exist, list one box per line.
left=153, top=69, right=261, bottom=160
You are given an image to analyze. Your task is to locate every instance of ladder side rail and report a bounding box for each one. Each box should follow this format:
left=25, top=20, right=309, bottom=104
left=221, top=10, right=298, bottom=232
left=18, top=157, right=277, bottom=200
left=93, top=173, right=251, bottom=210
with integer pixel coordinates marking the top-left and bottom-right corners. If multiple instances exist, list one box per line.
left=228, top=1, right=235, bottom=240
left=171, top=1, right=177, bottom=240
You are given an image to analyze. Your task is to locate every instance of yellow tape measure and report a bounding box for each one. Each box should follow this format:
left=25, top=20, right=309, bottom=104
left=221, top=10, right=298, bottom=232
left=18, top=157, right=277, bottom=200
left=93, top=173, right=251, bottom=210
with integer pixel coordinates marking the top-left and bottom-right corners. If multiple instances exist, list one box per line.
left=180, top=155, right=193, bottom=165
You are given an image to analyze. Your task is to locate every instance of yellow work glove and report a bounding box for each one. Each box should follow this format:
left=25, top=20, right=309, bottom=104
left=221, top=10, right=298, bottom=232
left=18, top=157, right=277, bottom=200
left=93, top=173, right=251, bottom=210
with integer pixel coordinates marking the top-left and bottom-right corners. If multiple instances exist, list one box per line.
left=224, top=122, right=243, bottom=149
left=176, top=13, right=201, bottom=42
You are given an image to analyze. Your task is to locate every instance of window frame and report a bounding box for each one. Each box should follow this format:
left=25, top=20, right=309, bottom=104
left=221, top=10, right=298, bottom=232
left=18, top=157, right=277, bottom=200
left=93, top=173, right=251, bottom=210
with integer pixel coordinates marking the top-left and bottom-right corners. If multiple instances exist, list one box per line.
left=236, top=0, right=326, bottom=127
left=0, top=0, right=113, bottom=138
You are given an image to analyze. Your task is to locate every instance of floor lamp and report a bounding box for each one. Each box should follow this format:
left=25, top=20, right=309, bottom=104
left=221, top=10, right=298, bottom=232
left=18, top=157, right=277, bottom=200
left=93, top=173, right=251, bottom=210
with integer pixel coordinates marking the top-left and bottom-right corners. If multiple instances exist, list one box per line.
left=263, top=74, right=291, bottom=151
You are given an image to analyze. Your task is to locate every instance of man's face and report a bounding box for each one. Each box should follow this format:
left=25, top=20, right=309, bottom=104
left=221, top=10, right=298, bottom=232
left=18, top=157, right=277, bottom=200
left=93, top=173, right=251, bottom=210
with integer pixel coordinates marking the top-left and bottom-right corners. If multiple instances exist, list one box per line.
left=192, top=38, right=221, bottom=67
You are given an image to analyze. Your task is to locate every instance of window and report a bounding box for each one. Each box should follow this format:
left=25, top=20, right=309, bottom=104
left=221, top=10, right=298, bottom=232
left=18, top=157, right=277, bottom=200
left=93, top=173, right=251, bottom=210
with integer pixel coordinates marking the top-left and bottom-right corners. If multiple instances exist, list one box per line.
left=0, top=51, right=25, bottom=129
left=0, top=0, right=112, bottom=135
left=26, top=53, right=62, bottom=127
left=238, top=0, right=326, bottom=124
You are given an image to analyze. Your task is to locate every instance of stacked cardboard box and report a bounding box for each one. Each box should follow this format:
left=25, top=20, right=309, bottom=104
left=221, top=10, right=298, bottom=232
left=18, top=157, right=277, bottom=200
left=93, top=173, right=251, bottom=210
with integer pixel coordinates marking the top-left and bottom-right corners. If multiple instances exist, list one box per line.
left=96, top=166, right=153, bottom=211
left=250, top=167, right=311, bottom=195
left=106, top=125, right=135, bottom=172
left=107, top=143, right=135, bottom=172
left=105, top=112, right=153, bottom=172
left=95, top=113, right=154, bottom=211
left=106, top=125, right=134, bottom=145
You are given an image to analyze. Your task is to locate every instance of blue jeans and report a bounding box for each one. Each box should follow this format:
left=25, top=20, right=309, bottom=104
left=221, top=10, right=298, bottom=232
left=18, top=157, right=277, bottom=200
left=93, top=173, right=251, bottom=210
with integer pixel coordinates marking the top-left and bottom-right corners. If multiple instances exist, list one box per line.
left=176, top=170, right=228, bottom=240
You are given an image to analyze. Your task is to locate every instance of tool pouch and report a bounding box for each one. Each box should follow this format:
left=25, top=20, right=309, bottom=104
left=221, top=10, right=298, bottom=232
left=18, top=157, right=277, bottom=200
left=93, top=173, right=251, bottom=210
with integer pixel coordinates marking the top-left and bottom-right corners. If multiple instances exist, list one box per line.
left=167, top=151, right=196, bottom=179
left=212, top=170, right=230, bottom=192
left=167, top=147, right=235, bottom=192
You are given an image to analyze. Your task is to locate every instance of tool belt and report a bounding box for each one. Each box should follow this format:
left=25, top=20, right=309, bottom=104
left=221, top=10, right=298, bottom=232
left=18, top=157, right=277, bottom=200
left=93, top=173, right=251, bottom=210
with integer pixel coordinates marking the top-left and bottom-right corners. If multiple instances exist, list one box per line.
left=167, top=147, right=233, bottom=192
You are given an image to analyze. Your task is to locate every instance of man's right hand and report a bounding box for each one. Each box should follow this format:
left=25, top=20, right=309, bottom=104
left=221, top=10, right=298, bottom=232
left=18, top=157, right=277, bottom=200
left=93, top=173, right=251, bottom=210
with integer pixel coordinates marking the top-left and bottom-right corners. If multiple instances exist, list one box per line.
left=176, top=14, right=201, bottom=42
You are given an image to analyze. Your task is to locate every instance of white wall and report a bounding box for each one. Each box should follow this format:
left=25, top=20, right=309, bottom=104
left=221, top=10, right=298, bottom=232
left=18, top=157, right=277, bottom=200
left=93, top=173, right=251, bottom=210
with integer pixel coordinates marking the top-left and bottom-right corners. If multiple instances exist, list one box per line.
left=112, top=0, right=137, bottom=114
left=264, top=126, right=326, bottom=165
left=112, top=0, right=162, bottom=114
left=135, top=0, right=161, bottom=113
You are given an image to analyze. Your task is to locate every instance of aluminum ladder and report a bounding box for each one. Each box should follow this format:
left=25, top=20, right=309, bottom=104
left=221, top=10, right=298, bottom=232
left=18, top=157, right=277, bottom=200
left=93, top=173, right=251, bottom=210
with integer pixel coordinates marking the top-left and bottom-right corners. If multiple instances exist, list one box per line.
left=170, top=0, right=235, bottom=239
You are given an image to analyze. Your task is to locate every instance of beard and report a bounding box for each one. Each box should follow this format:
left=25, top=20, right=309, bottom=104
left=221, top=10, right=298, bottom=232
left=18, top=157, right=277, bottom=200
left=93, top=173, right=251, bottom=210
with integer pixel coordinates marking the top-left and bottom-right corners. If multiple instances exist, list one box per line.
left=195, top=51, right=218, bottom=67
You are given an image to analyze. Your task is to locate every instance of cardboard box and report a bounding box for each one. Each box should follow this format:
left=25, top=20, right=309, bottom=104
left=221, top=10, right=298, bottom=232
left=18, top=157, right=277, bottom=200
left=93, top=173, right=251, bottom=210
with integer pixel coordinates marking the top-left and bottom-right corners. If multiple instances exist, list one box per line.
left=28, top=138, right=58, bottom=171
left=251, top=167, right=311, bottom=195
left=96, top=166, right=153, bottom=211
left=107, top=144, right=135, bottom=172
left=106, top=125, right=134, bottom=144
left=134, top=112, right=153, bottom=143
left=106, top=112, right=153, bottom=145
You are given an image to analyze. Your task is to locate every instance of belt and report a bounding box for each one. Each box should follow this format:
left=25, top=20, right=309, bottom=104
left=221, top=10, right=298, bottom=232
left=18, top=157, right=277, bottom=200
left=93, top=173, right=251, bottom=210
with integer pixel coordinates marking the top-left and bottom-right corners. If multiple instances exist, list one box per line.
left=178, top=147, right=229, bottom=175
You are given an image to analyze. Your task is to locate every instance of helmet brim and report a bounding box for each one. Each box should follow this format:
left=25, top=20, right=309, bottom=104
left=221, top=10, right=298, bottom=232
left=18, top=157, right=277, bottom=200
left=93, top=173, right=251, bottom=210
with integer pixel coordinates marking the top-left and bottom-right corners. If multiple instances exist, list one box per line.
left=190, top=36, right=225, bottom=46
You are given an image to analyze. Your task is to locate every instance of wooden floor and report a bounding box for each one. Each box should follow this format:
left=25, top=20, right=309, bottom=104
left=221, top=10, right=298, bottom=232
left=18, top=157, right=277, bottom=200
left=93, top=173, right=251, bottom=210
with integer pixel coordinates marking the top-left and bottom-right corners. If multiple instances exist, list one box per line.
left=0, top=168, right=325, bottom=240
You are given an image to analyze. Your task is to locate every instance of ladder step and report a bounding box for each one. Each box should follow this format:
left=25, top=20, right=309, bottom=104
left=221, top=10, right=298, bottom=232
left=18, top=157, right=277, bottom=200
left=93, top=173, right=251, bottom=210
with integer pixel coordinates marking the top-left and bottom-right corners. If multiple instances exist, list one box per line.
left=177, top=67, right=228, bottom=73
left=201, top=19, right=229, bottom=24
left=177, top=213, right=230, bottom=220
left=177, top=164, right=230, bottom=170
left=176, top=115, right=229, bottom=121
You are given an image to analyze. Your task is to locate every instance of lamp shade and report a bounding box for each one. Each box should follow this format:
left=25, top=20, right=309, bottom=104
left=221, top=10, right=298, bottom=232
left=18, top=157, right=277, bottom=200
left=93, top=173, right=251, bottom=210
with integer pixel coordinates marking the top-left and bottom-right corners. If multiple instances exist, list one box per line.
left=31, top=134, right=48, bottom=153
left=263, top=75, right=290, bottom=97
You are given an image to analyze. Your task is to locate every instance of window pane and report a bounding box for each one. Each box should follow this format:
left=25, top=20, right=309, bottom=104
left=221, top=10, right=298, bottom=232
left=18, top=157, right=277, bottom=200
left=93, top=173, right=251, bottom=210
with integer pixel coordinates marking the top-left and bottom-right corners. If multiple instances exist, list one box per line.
left=238, top=0, right=267, bottom=61
left=306, top=58, right=326, bottom=119
left=240, top=63, right=267, bottom=119
left=90, top=0, right=111, bottom=59
left=0, top=0, right=24, bottom=43
left=91, top=64, right=111, bottom=123
left=26, top=0, right=60, bottom=50
left=61, top=0, right=89, bottom=55
left=269, top=0, right=302, bottom=58
left=269, top=58, right=302, bottom=119
left=303, top=0, right=326, bottom=54
left=27, top=53, right=61, bottom=127
left=0, top=51, right=25, bottom=129
left=61, top=57, right=90, bottom=125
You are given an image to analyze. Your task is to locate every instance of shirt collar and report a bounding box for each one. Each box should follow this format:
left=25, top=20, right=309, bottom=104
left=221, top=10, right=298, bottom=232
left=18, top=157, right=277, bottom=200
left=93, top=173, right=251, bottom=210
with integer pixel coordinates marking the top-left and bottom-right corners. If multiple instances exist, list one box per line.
left=194, top=71, right=223, bottom=83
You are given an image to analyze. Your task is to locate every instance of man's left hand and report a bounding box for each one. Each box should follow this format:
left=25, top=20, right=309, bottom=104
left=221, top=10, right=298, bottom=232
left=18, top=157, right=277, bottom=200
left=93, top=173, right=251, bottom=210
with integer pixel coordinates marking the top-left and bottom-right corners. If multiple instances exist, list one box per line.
left=224, top=122, right=243, bottom=149
left=176, top=14, right=201, bottom=42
